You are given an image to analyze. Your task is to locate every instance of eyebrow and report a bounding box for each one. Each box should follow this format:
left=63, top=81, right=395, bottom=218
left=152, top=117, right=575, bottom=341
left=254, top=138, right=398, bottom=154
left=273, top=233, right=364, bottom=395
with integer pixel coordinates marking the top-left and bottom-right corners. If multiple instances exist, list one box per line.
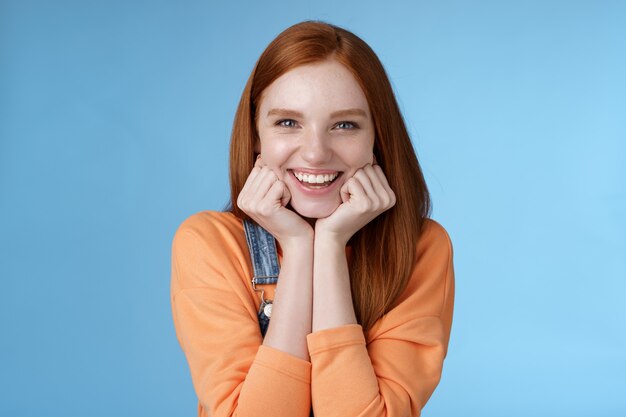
left=266, top=108, right=368, bottom=118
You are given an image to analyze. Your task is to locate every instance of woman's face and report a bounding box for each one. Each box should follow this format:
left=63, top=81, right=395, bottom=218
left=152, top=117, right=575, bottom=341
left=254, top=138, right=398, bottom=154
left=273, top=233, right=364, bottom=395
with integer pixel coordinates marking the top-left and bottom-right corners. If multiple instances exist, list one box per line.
left=255, top=59, right=375, bottom=219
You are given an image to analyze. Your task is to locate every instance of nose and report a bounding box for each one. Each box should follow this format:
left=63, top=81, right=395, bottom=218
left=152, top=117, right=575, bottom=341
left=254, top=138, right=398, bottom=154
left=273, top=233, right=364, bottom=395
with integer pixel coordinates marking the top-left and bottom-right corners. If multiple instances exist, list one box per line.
left=300, top=129, right=332, bottom=165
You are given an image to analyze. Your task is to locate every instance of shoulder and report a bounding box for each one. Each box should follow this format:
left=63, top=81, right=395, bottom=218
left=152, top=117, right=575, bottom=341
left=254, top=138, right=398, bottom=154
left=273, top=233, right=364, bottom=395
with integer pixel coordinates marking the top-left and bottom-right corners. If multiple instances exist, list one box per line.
left=172, top=210, right=246, bottom=254
left=417, top=218, right=454, bottom=261
left=172, top=210, right=247, bottom=254
left=385, top=218, right=454, bottom=318
left=174, top=210, right=243, bottom=239
left=171, top=210, right=250, bottom=289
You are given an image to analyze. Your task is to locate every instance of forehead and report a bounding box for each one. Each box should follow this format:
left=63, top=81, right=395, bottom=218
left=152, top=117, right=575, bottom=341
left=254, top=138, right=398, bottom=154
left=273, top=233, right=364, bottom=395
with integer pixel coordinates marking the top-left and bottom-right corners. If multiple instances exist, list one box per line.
left=258, top=59, right=370, bottom=115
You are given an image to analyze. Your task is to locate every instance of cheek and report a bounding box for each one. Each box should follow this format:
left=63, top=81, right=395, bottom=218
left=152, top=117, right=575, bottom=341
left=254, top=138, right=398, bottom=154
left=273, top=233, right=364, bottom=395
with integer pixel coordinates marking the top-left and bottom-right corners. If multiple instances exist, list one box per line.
left=344, top=140, right=374, bottom=165
left=258, top=137, right=296, bottom=170
left=358, top=147, right=374, bottom=163
left=261, top=143, right=290, bottom=161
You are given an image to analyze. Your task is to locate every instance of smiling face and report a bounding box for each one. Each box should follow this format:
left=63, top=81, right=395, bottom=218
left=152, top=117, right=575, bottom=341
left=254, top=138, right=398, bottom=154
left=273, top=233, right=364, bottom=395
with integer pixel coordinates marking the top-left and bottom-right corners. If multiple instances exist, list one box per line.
left=255, top=59, right=375, bottom=219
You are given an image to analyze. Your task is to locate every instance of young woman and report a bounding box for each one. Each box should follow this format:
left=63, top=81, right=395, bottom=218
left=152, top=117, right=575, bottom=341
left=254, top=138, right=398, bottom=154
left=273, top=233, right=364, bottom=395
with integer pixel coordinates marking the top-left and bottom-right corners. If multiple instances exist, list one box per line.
left=171, top=20, right=455, bottom=417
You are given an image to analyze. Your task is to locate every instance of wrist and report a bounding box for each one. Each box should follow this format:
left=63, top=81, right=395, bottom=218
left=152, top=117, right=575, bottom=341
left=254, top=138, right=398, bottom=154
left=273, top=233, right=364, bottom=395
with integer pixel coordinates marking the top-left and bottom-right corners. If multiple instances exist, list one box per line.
left=314, top=230, right=348, bottom=249
left=278, top=232, right=315, bottom=253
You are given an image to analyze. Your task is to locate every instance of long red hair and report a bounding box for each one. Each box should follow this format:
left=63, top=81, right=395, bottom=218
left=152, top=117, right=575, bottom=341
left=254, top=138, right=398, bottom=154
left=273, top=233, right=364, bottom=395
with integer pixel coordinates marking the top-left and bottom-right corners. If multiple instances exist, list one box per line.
left=227, top=21, right=431, bottom=332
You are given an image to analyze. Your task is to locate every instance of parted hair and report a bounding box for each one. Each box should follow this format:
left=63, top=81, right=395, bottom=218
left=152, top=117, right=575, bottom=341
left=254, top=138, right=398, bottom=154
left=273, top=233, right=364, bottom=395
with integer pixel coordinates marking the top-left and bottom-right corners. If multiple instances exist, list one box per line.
left=227, top=20, right=431, bottom=332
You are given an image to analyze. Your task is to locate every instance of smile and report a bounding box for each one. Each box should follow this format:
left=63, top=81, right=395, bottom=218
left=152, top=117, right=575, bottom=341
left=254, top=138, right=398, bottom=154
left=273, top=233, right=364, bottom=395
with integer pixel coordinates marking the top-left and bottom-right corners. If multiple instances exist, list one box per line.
left=288, top=169, right=343, bottom=189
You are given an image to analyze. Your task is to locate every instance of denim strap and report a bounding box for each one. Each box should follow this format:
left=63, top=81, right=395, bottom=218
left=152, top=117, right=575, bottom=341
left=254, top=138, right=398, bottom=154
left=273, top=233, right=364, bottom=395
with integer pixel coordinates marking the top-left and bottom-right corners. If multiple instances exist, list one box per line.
left=243, top=219, right=280, bottom=285
left=243, top=219, right=280, bottom=338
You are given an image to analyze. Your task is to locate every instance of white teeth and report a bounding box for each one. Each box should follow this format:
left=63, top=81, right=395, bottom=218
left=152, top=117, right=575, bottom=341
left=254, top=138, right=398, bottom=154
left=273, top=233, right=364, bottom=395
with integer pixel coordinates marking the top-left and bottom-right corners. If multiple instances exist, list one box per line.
left=293, top=171, right=338, bottom=184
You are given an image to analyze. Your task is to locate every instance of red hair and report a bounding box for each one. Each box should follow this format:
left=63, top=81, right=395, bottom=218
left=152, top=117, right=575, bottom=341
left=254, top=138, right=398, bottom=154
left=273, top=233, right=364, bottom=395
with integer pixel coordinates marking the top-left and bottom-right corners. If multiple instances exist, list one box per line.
left=227, top=21, right=431, bottom=332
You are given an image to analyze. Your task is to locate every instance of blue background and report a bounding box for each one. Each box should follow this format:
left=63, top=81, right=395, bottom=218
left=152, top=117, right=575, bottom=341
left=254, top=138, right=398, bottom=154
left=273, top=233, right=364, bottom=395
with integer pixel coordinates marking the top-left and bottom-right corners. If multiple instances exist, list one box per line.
left=1, top=1, right=625, bottom=415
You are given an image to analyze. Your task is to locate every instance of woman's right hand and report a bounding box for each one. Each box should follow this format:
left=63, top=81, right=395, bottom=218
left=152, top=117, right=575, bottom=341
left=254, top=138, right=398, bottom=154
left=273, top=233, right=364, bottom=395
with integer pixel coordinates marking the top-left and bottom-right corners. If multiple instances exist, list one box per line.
left=237, top=156, right=313, bottom=245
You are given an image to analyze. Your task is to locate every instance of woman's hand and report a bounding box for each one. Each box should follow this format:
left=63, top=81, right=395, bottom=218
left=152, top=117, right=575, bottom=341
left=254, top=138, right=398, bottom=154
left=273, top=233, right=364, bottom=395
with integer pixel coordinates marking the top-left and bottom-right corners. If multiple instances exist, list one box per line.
left=237, top=156, right=313, bottom=245
left=315, top=163, right=396, bottom=246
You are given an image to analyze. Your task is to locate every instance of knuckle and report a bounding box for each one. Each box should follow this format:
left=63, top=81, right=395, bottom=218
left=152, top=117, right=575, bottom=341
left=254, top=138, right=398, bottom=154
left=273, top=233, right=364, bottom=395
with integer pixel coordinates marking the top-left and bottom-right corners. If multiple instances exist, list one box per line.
left=360, top=201, right=372, bottom=213
left=354, top=170, right=366, bottom=180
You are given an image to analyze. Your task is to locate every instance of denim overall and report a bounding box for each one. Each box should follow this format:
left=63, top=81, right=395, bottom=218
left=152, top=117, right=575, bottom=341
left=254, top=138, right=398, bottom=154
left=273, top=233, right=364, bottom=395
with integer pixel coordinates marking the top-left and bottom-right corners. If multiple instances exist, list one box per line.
left=242, top=219, right=280, bottom=337
left=242, top=219, right=315, bottom=416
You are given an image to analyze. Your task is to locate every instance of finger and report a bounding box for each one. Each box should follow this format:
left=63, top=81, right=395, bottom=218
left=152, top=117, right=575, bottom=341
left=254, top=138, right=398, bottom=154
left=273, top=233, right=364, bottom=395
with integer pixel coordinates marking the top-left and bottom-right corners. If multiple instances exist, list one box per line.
left=241, top=166, right=274, bottom=210
left=265, top=180, right=289, bottom=207
left=238, top=165, right=262, bottom=205
left=363, top=164, right=391, bottom=206
left=249, top=166, right=278, bottom=201
left=340, top=176, right=366, bottom=205
left=373, top=165, right=393, bottom=192
left=254, top=154, right=266, bottom=168
left=280, top=183, right=291, bottom=206
left=241, top=155, right=266, bottom=197
left=372, top=165, right=396, bottom=206
left=255, top=180, right=282, bottom=217
left=247, top=164, right=271, bottom=190
left=352, top=166, right=379, bottom=205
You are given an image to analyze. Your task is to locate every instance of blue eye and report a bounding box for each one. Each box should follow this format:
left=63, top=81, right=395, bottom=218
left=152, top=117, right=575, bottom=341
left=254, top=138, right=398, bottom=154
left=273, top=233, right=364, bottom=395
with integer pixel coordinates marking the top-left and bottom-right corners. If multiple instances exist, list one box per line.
left=336, top=121, right=358, bottom=129
left=277, top=119, right=297, bottom=128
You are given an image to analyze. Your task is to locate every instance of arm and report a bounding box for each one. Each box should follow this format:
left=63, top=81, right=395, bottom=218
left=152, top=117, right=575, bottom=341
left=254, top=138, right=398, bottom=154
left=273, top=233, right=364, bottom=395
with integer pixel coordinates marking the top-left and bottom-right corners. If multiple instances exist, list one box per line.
left=310, top=161, right=454, bottom=415
left=263, top=235, right=314, bottom=361
left=312, top=163, right=395, bottom=333
left=237, top=156, right=315, bottom=361
left=171, top=214, right=312, bottom=417
left=311, top=233, right=357, bottom=332
left=308, top=221, right=455, bottom=416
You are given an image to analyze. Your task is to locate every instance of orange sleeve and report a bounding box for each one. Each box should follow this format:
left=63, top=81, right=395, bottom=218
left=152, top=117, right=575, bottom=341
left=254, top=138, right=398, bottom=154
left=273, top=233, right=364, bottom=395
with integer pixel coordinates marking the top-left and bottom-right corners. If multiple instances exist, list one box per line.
left=171, top=213, right=312, bottom=417
left=306, top=220, right=455, bottom=416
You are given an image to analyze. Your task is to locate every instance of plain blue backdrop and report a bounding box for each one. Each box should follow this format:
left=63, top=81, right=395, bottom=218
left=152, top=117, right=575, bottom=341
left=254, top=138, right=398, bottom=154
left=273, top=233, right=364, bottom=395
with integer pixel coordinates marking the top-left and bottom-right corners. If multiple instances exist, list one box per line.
left=1, top=1, right=625, bottom=416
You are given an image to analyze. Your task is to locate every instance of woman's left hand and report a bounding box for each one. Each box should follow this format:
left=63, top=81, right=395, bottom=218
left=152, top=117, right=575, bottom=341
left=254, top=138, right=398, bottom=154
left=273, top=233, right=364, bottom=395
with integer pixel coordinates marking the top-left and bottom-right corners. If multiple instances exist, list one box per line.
left=315, top=163, right=396, bottom=245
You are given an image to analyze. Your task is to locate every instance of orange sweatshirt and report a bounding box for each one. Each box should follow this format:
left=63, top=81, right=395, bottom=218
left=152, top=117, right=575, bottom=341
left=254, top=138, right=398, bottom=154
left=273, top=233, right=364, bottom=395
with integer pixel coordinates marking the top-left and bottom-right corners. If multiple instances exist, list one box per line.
left=171, top=210, right=455, bottom=417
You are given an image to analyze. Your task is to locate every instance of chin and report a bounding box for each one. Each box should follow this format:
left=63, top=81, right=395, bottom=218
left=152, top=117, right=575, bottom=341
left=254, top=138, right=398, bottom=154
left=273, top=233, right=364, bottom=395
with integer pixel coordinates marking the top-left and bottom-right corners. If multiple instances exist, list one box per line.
left=290, top=198, right=340, bottom=219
